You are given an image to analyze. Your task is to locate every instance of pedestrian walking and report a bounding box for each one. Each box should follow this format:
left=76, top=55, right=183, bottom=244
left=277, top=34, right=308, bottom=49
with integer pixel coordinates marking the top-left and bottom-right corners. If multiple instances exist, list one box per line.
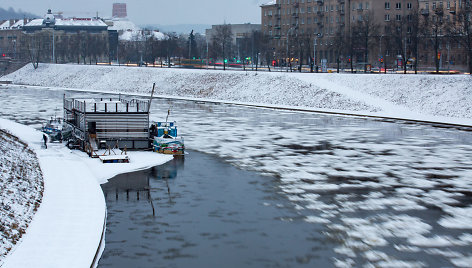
left=43, top=134, right=48, bottom=149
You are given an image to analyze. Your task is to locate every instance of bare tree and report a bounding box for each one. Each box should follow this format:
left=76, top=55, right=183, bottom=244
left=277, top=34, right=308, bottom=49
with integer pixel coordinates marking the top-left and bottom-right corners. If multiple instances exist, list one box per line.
left=24, top=34, right=41, bottom=69
left=351, top=11, right=379, bottom=72
left=212, top=24, right=233, bottom=70
left=449, top=1, right=472, bottom=74
left=420, top=5, right=449, bottom=73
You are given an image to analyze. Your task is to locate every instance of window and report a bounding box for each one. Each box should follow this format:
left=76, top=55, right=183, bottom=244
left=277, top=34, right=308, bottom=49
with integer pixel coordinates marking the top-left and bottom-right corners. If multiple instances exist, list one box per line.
left=385, top=2, right=390, bottom=9
left=407, top=3, right=412, bottom=9
left=407, top=26, right=412, bottom=33
left=358, top=15, right=363, bottom=21
left=433, top=2, right=436, bottom=9
left=308, top=7, right=312, bottom=13
left=447, top=1, right=450, bottom=9
left=359, top=3, right=363, bottom=9
left=396, top=2, right=401, bottom=9
left=396, top=14, right=402, bottom=21
left=366, top=2, right=370, bottom=9
left=385, top=14, right=390, bottom=21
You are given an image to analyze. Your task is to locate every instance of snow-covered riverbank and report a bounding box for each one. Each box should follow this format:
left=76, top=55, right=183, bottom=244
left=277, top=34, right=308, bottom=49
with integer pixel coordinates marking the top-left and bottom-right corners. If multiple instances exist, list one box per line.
left=0, top=129, right=43, bottom=260
left=0, top=118, right=172, bottom=267
left=3, top=64, right=472, bottom=124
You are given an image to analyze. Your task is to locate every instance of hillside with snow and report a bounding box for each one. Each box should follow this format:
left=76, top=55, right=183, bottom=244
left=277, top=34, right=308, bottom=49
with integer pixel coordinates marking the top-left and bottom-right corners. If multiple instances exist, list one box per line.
left=0, top=130, right=43, bottom=260
left=3, top=64, right=472, bottom=123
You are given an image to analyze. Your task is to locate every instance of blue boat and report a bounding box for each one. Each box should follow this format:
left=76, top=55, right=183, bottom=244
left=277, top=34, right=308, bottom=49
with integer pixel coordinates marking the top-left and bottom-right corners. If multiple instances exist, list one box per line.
left=41, top=117, right=64, bottom=142
left=150, top=121, right=185, bottom=156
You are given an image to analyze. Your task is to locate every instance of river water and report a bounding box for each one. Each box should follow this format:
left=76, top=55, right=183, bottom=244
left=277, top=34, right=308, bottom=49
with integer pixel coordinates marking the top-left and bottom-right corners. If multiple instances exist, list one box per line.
left=1, top=86, right=472, bottom=267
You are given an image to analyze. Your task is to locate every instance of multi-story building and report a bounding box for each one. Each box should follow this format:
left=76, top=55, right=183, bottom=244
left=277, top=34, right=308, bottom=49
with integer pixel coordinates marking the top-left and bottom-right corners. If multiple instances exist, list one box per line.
left=0, top=19, right=31, bottom=59
left=112, top=3, right=128, bottom=18
left=21, top=9, right=111, bottom=64
left=206, top=23, right=262, bottom=45
left=417, top=0, right=467, bottom=70
left=261, top=0, right=470, bottom=71
left=261, top=0, right=349, bottom=67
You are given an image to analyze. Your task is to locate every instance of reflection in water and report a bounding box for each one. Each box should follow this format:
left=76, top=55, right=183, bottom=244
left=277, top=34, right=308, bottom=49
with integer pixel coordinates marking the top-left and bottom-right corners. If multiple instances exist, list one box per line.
left=2, top=87, right=472, bottom=267
left=99, top=151, right=334, bottom=268
left=101, top=157, right=184, bottom=216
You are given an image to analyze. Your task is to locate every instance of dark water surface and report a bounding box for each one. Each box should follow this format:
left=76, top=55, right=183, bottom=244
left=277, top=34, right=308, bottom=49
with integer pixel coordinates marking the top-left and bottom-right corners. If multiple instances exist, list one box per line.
left=99, top=151, right=333, bottom=268
left=2, top=86, right=472, bottom=267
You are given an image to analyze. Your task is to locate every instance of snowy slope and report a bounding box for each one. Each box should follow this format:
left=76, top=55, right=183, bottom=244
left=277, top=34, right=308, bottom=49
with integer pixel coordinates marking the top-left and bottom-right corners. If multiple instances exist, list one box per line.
left=0, top=130, right=43, bottom=260
left=0, top=118, right=172, bottom=267
left=3, top=64, right=472, bottom=123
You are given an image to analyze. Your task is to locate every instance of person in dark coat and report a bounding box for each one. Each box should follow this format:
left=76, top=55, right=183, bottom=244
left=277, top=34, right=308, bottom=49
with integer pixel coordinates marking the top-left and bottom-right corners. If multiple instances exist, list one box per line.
left=43, top=134, right=48, bottom=149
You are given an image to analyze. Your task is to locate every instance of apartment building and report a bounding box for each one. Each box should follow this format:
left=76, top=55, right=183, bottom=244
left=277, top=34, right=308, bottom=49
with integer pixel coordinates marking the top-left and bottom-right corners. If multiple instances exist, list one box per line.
left=417, top=0, right=467, bottom=70
left=261, top=0, right=426, bottom=69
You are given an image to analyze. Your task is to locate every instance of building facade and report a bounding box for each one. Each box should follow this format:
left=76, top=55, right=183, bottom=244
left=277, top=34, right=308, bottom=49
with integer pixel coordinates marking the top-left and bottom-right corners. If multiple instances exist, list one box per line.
left=206, top=23, right=262, bottom=45
left=20, top=9, right=111, bottom=64
left=261, top=0, right=467, bottom=71
left=112, top=3, right=128, bottom=18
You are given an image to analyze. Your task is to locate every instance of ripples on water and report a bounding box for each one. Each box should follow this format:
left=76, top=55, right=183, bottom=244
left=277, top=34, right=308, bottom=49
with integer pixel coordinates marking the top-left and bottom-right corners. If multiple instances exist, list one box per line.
left=1, top=86, right=472, bottom=267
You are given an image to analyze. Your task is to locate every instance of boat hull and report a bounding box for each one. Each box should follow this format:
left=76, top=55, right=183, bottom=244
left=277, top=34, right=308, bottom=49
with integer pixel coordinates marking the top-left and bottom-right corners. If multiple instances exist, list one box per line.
left=152, top=138, right=184, bottom=156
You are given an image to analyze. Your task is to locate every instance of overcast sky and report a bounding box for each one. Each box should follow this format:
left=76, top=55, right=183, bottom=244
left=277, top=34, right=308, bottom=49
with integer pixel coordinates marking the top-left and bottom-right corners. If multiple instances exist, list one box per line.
left=4, top=0, right=268, bottom=25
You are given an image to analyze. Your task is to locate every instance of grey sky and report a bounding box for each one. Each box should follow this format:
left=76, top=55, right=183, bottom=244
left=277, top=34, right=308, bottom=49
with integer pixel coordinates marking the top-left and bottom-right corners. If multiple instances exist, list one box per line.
left=3, top=0, right=268, bottom=25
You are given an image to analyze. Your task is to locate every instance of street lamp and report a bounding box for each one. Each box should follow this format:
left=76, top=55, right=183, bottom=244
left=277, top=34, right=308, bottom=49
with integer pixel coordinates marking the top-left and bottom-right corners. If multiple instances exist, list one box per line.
left=314, top=33, right=321, bottom=72
left=379, top=35, right=383, bottom=73
left=286, top=26, right=297, bottom=72
left=12, top=39, right=16, bottom=59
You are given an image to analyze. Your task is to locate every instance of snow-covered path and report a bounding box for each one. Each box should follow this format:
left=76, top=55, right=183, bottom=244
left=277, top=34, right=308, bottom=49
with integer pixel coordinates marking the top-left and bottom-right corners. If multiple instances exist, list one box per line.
left=0, top=119, right=172, bottom=267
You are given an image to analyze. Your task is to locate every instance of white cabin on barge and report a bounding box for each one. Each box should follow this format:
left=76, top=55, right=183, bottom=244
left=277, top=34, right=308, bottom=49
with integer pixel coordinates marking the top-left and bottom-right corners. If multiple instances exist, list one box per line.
left=63, top=95, right=151, bottom=150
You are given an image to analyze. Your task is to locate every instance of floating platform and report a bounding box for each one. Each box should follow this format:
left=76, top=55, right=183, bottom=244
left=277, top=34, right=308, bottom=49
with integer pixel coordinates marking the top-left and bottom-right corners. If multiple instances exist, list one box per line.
left=98, top=155, right=130, bottom=163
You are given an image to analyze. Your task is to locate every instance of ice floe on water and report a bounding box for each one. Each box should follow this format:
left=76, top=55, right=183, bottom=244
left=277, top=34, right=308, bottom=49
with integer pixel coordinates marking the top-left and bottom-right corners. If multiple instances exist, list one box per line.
left=1, top=87, right=472, bottom=267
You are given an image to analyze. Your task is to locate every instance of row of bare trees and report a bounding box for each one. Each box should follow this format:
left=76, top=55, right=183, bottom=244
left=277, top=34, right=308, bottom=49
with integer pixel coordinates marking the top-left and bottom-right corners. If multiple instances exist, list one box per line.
left=115, top=25, right=272, bottom=71
left=276, top=5, right=472, bottom=74
left=20, top=4, right=472, bottom=74
left=23, top=31, right=109, bottom=68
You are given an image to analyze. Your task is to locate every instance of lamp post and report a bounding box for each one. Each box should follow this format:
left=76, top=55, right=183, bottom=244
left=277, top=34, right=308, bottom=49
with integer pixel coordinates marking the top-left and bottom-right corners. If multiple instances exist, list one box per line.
left=52, top=28, right=55, bottom=63
left=314, top=33, right=321, bottom=72
left=12, top=39, right=16, bottom=59
left=206, top=38, right=209, bottom=70
left=379, top=35, right=383, bottom=73
left=286, top=26, right=296, bottom=72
